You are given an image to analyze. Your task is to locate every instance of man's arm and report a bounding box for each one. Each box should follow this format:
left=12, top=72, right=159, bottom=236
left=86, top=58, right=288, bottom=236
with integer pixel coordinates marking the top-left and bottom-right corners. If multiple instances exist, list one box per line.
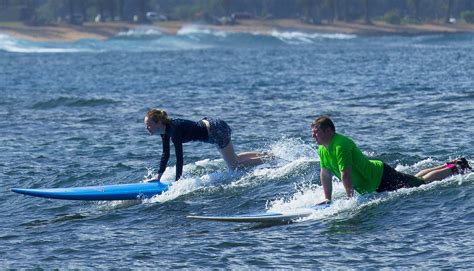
left=320, top=168, right=333, bottom=203
left=341, top=167, right=354, bottom=197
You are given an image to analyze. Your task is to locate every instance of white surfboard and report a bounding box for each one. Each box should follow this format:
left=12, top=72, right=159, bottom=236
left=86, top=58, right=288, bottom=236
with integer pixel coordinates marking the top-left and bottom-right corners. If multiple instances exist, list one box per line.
left=187, top=205, right=328, bottom=223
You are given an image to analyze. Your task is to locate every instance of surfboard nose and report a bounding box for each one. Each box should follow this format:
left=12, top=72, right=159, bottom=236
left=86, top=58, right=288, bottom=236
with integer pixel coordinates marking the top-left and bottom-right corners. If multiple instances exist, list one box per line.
left=11, top=188, right=28, bottom=194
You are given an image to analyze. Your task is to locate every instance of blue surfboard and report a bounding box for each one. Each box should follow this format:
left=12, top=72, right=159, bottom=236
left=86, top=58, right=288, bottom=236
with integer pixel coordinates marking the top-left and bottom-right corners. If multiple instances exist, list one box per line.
left=11, top=182, right=170, bottom=201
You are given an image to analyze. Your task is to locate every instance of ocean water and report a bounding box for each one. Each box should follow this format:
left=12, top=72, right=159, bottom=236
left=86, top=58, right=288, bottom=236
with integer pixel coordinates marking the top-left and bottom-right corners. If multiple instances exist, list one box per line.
left=1, top=25, right=473, bottom=269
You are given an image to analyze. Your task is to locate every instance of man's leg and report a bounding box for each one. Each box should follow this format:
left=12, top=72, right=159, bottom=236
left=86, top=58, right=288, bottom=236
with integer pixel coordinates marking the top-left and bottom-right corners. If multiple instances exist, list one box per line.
left=415, top=165, right=447, bottom=178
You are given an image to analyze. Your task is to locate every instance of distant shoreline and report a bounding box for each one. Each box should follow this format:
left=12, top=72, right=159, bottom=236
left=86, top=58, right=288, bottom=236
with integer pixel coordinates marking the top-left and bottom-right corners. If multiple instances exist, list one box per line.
left=1, top=19, right=474, bottom=42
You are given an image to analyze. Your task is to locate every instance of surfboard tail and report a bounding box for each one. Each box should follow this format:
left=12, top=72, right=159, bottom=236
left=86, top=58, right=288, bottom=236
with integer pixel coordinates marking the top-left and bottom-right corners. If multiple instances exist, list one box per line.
left=186, top=207, right=324, bottom=223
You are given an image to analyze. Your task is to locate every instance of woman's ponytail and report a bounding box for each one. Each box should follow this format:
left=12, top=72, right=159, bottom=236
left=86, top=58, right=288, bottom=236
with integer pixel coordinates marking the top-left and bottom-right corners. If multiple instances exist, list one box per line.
left=146, top=109, right=171, bottom=125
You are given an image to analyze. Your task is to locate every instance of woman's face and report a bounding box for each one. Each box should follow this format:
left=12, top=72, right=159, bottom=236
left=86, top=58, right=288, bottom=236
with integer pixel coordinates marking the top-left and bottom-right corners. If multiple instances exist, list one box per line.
left=144, top=117, right=165, bottom=135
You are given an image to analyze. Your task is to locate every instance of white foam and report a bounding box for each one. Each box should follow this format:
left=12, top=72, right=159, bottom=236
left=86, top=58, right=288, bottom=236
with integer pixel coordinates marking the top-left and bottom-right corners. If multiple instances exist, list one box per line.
left=270, top=30, right=356, bottom=44
left=143, top=158, right=238, bottom=203
left=177, top=25, right=227, bottom=37
left=265, top=159, right=474, bottom=223
left=267, top=180, right=345, bottom=210
left=251, top=159, right=308, bottom=179
left=0, top=33, right=86, bottom=53
left=140, top=136, right=473, bottom=213
left=270, top=137, right=318, bottom=161
left=146, top=170, right=236, bottom=203
left=223, top=138, right=319, bottom=189
left=265, top=181, right=360, bottom=221
left=96, top=199, right=142, bottom=210
left=140, top=138, right=318, bottom=201
left=395, top=157, right=437, bottom=173
left=0, top=28, right=357, bottom=54
left=117, top=27, right=163, bottom=37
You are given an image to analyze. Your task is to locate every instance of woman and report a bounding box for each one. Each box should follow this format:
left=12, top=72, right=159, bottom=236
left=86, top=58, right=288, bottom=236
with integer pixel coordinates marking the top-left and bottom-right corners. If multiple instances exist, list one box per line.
left=144, top=109, right=269, bottom=182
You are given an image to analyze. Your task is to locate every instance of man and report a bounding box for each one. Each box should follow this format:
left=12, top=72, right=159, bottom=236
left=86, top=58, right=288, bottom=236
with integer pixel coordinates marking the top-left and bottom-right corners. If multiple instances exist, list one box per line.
left=311, top=116, right=471, bottom=204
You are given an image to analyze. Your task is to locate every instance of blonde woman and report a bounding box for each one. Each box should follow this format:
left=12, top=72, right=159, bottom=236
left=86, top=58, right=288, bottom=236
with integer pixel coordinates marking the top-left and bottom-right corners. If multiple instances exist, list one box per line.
left=144, top=109, right=269, bottom=182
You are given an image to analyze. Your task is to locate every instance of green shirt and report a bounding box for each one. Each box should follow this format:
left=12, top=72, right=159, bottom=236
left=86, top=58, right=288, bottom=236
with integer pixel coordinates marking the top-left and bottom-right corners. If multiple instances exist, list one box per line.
left=318, top=133, right=383, bottom=194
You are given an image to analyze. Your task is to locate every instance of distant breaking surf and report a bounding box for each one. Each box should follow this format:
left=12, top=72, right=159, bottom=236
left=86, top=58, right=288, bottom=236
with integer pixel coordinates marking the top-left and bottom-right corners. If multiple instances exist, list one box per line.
left=0, top=27, right=357, bottom=54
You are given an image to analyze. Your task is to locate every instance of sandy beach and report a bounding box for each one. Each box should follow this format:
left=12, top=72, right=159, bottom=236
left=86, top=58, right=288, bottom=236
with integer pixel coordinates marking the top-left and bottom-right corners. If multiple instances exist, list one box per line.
left=1, top=19, right=474, bottom=42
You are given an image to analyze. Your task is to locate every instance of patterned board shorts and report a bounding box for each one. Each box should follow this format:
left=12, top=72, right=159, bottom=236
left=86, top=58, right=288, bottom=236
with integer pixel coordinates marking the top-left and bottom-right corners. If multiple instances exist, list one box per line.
left=202, top=117, right=232, bottom=149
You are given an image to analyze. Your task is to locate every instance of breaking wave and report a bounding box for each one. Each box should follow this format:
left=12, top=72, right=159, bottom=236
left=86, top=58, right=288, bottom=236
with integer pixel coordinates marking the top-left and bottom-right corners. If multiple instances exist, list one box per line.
left=0, top=25, right=357, bottom=54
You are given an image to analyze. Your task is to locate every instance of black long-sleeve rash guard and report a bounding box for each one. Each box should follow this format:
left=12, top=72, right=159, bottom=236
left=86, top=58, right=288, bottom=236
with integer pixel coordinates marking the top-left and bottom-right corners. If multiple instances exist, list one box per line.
left=158, top=118, right=209, bottom=181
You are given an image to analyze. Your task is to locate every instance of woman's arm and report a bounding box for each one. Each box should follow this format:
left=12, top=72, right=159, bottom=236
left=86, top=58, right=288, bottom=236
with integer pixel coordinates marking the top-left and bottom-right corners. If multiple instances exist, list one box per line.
left=174, top=141, right=183, bottom=181
left=158, top=134, right=171, bottom=179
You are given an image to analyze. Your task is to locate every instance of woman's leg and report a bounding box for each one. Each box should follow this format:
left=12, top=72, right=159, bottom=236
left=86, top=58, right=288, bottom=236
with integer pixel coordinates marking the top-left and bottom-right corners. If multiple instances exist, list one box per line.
left=236, top=152, right=267, bottom=167
left=236, top=151, right=271, bottom=160
left=217, top=141, right=239, bottom=170
left=217, top=141, right=267, bottom=170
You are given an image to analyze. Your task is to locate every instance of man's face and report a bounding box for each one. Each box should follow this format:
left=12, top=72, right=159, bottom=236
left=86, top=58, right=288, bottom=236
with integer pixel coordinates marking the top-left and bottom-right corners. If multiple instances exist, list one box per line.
left=312, top=125, right=331, bottom=145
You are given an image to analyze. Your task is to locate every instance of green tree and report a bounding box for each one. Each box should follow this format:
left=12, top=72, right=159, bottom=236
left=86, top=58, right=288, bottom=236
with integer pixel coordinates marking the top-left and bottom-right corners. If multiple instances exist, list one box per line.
left=407, top=0, right=421, bottom=21
left=461, top=10, right=474, bottom=23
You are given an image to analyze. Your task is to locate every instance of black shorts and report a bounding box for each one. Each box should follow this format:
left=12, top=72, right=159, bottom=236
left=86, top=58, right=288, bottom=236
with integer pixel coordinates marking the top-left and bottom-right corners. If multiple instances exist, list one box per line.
left=203, top=117, right=232, bottom=149
left=376, top=163, right=425, bottom=193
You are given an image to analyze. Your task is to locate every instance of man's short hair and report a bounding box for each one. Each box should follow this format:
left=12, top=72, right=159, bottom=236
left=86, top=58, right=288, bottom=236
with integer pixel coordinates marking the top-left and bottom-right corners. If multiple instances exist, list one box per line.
left=312, top=116, right=336, bottom=132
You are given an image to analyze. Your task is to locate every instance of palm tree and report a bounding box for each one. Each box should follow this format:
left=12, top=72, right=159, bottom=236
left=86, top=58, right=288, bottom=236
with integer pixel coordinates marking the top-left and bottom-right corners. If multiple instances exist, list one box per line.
left=137, top=0, right=148, bottom=23
left=97, top=0, right=105, bottom=22
left=338, top=0, right=347, bottom=22
left=106, top=0, right=115, bottom=20
left=445, top=0, right=454, bottom=23
left=68, top=0, right=74, bottom=19
left=117, top=0, right=124, bottom=21
left=299, top=0, right=320, bottom=24
left=326, top=0, right=338, bottom=23
left=363, top=0, right=371, bottom=24
left=79, top=0, right=88, bottom=22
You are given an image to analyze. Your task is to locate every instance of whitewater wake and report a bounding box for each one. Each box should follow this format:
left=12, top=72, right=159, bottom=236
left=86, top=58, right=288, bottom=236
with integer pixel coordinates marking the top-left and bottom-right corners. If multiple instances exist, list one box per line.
left=266, top=157, right=474, bottom=223
left=93, top=134, right=472, bottom=220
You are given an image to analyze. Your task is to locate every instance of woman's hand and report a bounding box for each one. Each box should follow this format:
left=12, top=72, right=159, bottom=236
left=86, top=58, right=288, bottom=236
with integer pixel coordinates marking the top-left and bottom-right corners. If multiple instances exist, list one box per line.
left=146, top=173, right=162, bottom=183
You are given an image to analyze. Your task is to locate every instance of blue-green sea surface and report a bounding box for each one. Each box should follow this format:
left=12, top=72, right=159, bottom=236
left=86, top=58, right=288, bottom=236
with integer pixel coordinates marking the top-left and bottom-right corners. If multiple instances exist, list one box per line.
left=1, top=27, right=473, bottom=269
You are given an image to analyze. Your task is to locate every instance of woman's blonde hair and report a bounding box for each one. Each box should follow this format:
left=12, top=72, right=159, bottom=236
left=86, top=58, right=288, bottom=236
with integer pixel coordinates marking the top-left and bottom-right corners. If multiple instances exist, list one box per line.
left=146, top=108, right=171, bottom=125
